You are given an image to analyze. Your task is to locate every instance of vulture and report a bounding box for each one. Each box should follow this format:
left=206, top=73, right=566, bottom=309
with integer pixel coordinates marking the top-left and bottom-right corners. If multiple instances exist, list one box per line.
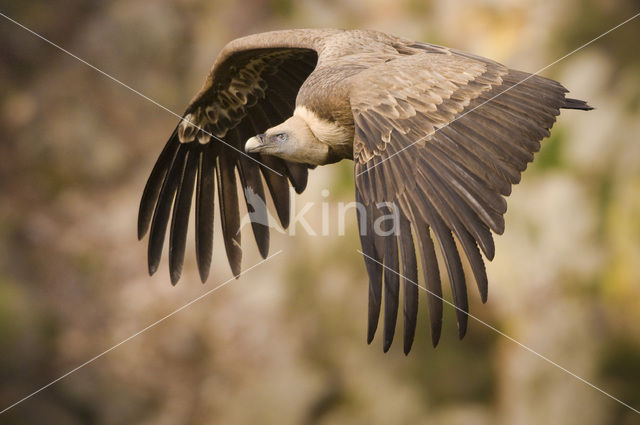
left=138, top=29, right=592, bottom=354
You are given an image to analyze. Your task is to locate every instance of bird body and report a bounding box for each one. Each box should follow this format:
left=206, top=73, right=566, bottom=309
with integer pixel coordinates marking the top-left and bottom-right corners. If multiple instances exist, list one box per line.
left=138, top=29, right=592, bottom=353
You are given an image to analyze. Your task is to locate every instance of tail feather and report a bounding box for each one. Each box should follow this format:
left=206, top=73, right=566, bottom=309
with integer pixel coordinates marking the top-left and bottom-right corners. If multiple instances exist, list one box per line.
left=563, top=97, right=593, bottom=110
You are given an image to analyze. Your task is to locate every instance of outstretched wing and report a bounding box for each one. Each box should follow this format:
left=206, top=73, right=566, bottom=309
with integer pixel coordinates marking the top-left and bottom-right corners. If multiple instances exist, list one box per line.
left=351, top=48, right=591, bottom=353
left=138, top=30, right=334, bottom=284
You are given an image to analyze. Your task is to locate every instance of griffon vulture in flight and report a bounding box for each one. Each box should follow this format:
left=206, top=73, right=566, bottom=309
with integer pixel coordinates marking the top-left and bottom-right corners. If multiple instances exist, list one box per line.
left=138, top=29, right=591, bottom=354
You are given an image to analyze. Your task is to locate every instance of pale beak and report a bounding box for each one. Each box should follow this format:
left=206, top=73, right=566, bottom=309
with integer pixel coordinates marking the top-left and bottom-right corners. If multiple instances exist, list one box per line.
left=245, top=133, right=266, bottom=153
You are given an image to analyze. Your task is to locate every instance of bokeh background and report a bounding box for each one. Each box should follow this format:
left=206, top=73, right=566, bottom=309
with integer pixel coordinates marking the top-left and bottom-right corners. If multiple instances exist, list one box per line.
left=1, top=0, right=639, bottom=424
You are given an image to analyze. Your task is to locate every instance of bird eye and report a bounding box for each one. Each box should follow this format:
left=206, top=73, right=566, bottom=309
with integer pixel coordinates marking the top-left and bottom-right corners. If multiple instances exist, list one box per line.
left=273, top=133, right=288, bottom=143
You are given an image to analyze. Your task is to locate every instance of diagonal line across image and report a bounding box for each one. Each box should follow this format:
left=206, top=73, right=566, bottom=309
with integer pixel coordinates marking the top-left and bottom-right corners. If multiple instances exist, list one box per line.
left=0, top=11, right=284, bottom=177
left=1, top=5, right=639, bottom=419
left=356, top=11, right=640, bottom=177
left=358, top=250, right=640, bottom=415
left=0, top=251, right=283, bottom=415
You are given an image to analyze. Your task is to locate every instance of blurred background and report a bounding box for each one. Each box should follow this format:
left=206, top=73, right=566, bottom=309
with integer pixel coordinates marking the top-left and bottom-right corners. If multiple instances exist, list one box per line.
left=1, top=0, right=639, bottom=424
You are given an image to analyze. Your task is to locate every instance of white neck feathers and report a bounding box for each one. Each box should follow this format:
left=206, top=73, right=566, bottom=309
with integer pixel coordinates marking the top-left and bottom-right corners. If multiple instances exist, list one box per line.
left=294, top=106, right=351, bottom=146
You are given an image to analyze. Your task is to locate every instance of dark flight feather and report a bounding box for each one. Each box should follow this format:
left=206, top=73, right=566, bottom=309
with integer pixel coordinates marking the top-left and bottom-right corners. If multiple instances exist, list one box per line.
left=195, top=146, right=216, bottom=282
left=138, top=131, right=179, bottom=240
left=382, top=206, right=400, bottom=353
left=399, top=214, right=418, bottom=355
left=217, top=155, right=242, bottom=277
left=148, top=145, right=187, bottom=276
left=169, top=149, right=198, bottom=284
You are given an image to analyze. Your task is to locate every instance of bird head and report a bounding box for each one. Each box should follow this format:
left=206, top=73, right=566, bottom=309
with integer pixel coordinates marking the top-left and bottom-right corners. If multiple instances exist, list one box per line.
left=244, top=115, right=328, bottom=165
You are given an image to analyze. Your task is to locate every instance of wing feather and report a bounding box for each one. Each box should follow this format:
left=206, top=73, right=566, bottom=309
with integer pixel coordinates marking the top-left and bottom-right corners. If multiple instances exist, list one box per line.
left=398, top=214, right=418, bottom=355
left=429, top=140, right=506, bottom=235
left=284, top=162, right=309, bottom=194
left=382, top=206, right=400, bottom=353
left=259, top=156, right=291, bottom=228
left=237, top=155, right=270, bottom=259
left=216, top=155, right=242, bottom=277
left=414, top=170, right=469, bottom=338
left=422, top=152, right=495, bottom=259
left=195, top=146, right=216, bottom=282
left=138, top=131, right=179, bottom=240
left=357, top=190, right=384, bottom=344
left=148, top=144, right=187, bottom=276
left=169, top=149, right=198, bottom=284
left=411, top=214, right=443, bottom=347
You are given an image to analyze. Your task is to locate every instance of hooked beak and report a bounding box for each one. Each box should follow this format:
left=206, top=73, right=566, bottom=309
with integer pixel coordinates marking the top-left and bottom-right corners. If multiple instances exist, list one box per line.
left=245, top=133, right=266, bottom=153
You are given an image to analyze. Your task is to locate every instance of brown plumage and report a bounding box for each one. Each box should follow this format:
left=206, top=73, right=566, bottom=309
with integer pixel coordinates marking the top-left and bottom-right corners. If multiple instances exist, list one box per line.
left=138, top=29, right=592, bottom=354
